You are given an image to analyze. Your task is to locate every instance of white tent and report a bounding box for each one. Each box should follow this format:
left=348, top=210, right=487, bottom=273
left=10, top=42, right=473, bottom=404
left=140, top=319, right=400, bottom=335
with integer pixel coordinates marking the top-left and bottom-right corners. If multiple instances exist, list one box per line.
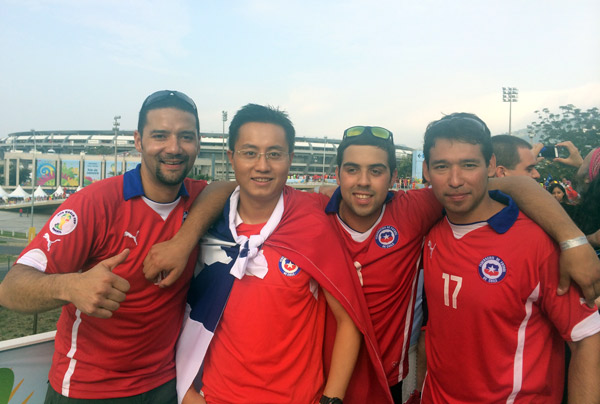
left=0, top=186, right=9, bottom=198
left=53, top=186, right=65, bottom=197
left=9, top=185, right=31, bottom=199
left=34, top=185, right=48, bottom=198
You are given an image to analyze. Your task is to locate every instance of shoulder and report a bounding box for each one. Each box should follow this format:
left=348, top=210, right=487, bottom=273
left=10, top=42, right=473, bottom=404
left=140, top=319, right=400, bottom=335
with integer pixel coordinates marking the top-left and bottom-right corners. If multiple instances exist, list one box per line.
left=62, top=176, right=124, bottom=209
left=183, top=178, right=208, bottom=198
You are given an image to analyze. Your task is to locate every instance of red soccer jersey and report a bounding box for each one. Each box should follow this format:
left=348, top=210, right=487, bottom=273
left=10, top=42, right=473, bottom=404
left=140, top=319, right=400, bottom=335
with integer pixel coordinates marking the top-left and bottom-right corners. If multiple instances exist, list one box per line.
left=321, top=187, right=442, bottom=385
left=421, top=193, right=600, bottom=403
left=201, top=221, right=326, bottom=404
left=16, top=166, right=206, bottom=399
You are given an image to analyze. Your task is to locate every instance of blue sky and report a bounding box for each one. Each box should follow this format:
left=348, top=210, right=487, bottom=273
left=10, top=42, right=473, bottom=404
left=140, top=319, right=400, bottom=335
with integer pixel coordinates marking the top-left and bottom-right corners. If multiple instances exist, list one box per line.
left=1, top=0, right=598, bottom=148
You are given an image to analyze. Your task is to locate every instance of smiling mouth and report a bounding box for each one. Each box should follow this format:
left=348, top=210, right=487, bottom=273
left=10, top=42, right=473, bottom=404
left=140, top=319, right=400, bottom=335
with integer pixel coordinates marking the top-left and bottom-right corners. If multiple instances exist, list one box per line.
left=252, top=177, right=272, bottom=183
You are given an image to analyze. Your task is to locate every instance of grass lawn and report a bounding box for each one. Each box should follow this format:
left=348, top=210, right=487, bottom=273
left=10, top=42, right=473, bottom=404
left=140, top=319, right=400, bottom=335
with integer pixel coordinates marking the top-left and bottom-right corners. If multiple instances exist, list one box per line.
left=0, top=306, right=61, bottom=341
left=0, top=252, right=62, bottom=341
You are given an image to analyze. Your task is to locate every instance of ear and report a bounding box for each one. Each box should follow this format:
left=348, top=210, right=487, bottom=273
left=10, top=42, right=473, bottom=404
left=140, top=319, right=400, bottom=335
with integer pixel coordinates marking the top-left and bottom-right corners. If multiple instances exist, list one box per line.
left=488, top=154, right=497, bottom=177
left=227, top=150, right=234, bottom=167
left=134, top=131, right=142, bottom=153
left=422, top=161, right=431, bottom=183
left=495, top=164, right=507, bottom=177
left=335, top=166, right=340, bottom=186
left=390, top=168, right=398, bottom=187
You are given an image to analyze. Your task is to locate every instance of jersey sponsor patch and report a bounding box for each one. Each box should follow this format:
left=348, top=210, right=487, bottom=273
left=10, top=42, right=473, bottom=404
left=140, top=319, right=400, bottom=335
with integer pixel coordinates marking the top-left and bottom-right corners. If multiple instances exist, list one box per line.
left=49, top=209, right=78, bottom=236
left=478, top=256, right=507, bottom=284
left=279, top=256, right=301, bottom=277
left=375, top=225, right=398, bottom=249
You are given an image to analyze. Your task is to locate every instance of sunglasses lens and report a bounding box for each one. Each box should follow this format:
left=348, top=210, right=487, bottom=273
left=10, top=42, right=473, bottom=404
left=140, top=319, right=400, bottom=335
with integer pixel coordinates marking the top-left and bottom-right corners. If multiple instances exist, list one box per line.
left=370, top=127, right=392, bottom=140
left=344, top=126, right=366, bottom=138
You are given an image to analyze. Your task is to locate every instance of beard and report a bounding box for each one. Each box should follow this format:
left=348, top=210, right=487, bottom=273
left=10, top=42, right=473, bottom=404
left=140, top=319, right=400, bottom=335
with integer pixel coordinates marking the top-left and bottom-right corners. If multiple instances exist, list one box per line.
left=155, top=156, right=190, bottom=186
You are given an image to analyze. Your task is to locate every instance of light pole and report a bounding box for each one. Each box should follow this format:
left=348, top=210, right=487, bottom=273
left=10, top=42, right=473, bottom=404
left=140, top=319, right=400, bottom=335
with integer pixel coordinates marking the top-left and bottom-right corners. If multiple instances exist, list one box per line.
left=222, top=111, right=228, bottom=180
left=30, top=128, right=37, bottom=334
left=502, top=87, right=518, bottom=135
left=322, top=136, right=327, bottom=183
left=113, top=116, right=121, bottom=176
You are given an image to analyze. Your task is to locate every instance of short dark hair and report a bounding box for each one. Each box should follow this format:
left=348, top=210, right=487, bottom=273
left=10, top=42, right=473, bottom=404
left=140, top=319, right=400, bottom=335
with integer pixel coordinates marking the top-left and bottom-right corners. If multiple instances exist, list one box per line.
left=228, top=104, right=295, bottom=152
left=491, top=135, right=533, bottom=169
left=336, top=129, right=397, bottom=174
left=423, top=112, right=492, bottom=166
left=137, top=90, right=199, bottom=135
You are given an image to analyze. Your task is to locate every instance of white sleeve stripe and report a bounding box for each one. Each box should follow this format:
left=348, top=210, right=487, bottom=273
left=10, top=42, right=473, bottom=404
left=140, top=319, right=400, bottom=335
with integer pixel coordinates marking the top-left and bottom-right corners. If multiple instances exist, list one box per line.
left=570, top=311, right=600, bottom=342
left=16, top=249, right=48, bottom=272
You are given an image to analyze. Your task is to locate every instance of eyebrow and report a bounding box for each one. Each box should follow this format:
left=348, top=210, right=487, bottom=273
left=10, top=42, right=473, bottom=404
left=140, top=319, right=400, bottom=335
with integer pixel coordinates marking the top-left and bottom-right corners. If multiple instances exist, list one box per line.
left=237, top=144, right=286, bottom=151
left=342, top=162, right=388, bottom=169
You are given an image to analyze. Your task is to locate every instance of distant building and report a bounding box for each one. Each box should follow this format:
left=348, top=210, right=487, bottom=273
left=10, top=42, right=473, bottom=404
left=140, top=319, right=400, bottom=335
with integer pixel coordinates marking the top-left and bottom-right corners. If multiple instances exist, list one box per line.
left=0, top=130, right=413, bottom=189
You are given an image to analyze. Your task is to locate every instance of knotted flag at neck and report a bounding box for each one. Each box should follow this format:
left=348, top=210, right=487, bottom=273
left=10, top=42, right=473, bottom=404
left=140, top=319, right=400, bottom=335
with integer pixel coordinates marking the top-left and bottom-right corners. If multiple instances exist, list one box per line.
left=226, top=187, right=284, bottom=279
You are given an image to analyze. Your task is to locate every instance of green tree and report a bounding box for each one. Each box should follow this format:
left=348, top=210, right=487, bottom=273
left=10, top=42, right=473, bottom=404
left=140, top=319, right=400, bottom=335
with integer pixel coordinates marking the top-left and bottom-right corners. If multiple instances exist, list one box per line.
left=396, top=155, right=412, bottom=179
left=527, top=105, right=600, bottom=182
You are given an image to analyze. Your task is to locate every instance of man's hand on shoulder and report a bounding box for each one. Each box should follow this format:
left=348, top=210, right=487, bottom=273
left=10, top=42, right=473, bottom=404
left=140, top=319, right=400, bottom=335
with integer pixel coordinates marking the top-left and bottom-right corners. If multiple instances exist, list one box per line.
left=68, top=249, right=131, bottom=318
left=143, top=236, right=193, bottom=288
left=558, top=243, right=600, bottom=307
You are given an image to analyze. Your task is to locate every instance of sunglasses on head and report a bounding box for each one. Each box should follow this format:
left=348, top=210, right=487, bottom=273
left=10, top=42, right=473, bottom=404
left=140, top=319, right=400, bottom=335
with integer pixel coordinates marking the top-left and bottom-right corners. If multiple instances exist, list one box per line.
left=141, top=90, right=197, bottom=111
left=343, top=126, right=394, bottom=142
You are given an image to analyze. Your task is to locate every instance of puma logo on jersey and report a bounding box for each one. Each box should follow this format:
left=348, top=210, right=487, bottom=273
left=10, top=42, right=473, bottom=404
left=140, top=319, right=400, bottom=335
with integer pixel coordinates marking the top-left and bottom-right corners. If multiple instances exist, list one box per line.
left=43, top=233, right=61, bottom=252
left=124, top=230, right=139, bottom=246
left=354, top=261, right=364, bottom=286
left=428, top=240, right=436, bottom=258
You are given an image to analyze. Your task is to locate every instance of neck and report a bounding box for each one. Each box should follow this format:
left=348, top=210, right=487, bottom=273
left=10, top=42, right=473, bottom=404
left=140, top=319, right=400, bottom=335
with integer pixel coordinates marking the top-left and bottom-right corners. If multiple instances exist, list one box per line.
left=237, top=192, right=281, bottom=225
left=339, top=200, right=383, bottom=233
left=140, top=167, right=181, bottom=203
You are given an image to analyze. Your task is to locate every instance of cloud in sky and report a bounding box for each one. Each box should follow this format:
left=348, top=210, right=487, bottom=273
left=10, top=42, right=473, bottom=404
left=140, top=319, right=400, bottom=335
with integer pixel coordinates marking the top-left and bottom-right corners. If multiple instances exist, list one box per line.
left=1, top=0, right=598, bottom=148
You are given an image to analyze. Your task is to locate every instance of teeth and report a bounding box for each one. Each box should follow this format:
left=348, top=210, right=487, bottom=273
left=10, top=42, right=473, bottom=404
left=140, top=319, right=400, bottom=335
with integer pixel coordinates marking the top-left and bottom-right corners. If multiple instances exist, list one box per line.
left=355, top=194, right=371, bottom=199
left=253, top=178, right=271, bottom=182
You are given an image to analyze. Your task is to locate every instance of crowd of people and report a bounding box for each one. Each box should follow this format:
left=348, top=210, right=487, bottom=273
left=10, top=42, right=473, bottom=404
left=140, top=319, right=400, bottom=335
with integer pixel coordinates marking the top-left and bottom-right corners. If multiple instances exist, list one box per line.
left=0, top=90, right=599, bottom=404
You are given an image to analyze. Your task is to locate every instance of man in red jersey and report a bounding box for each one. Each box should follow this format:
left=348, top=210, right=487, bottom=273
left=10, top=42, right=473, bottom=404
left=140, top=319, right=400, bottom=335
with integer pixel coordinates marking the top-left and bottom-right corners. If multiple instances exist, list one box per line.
left=174, top=104, right=391, bottom=404
left=420, top=112, right=600, bottom=403
left=0, top=90, right=228, bottom=403
left=146, top=120, right=600, bottom=404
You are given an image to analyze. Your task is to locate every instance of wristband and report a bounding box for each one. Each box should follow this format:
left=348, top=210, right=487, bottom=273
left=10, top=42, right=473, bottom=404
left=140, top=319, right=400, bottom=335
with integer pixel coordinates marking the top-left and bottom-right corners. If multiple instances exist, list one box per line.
left=559, top=236, right=589, bottom=251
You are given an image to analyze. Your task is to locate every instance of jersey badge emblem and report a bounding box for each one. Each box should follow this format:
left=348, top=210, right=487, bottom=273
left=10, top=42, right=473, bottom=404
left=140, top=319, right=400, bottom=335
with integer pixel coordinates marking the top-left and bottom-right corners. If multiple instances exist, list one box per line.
left=375, top=225, right=398, bottom=249
left=478, top=256, right=507, bottom=284
left=279, top=257, right=301, bottom=277
left=49, top=209, right=78, bottom=236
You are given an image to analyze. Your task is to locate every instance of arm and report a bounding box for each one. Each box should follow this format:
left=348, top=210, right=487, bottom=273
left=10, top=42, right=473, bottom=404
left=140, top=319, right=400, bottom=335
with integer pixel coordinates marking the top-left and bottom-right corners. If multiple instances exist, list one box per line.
left=182, top=386, right=206, bottom=404
left=567, top=333, right=600, bottom=403
left=322, top=289, right=361, bottom=400
left=0, top=249, right=130, bottom=318
left=489, top=176, right=600, bottom=305
left=143, top=181, right=237, bottom=287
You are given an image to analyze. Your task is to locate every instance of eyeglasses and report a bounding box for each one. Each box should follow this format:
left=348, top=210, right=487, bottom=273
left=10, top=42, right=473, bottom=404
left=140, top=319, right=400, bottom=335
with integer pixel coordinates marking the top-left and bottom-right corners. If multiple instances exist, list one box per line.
left=235, top=149, right=290, bottom=162
left=141, top=90, right=197, bottom=111
left=343, top=126, right=394, bottom=142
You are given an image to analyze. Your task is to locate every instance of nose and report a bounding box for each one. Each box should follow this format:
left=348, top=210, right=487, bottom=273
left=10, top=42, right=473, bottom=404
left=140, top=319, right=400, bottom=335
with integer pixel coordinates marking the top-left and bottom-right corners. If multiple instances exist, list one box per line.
left=448, top=166, right=463, bottom=188
left=165, top=135, right=183, bottom=154
left=357, top=169, right=370, bottom=187
left=531, top=168, right=540, bottom=180
left=254, top=153, right=270, bottom=171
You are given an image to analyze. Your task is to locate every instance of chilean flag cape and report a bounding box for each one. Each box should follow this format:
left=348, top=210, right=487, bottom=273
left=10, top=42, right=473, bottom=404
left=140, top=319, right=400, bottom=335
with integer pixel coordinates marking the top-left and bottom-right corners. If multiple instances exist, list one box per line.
left=176, top=186, right=392, bottom=404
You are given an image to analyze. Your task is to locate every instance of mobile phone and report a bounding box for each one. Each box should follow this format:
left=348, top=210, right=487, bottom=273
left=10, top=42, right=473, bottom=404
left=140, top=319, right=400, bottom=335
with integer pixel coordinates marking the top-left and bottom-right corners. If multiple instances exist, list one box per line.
left=539, top=145, right=558, bottom=159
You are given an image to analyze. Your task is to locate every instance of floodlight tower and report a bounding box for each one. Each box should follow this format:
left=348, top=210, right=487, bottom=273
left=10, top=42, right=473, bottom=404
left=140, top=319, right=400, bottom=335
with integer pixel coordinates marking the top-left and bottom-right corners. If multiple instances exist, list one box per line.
left=502, top=87, right=518, bottom=135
